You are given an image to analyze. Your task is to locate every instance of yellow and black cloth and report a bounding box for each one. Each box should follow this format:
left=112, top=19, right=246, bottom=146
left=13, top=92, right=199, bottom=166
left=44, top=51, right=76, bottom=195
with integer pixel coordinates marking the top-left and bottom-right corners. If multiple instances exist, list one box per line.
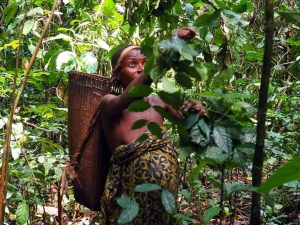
left=100, top=131, right=179, bottom=225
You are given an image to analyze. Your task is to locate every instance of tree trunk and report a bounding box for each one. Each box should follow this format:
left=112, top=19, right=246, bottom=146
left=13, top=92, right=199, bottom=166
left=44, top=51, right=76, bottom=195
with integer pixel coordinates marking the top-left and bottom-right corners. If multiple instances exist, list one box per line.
left=250, top=0, right=274, bottom=224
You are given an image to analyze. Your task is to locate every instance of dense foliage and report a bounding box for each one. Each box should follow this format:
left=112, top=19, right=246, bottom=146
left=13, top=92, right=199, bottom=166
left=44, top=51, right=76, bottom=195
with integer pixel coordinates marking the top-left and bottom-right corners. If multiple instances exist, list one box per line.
left=0, top=0, right=299, bottom=224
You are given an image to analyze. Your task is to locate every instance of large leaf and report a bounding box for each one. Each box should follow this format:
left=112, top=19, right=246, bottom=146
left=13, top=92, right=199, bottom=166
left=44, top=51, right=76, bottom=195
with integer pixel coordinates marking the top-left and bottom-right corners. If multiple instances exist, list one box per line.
left=56, top=51, right=77, bottom=72
left=132, top=119, right=148, bottom=130
left=128, top=84, right=153, bottom=97
left=23, top=20, right=35, bottom=35
left=117, top=196, right=139, bottom=225
left=189, top=121, right=209, bottom=148
left=3, top=2, right=19, bottom=24
left=224, top=182, right=252, bottom=197
left=28, top=7, right=44, bottom=16
left=204, top=146, right=228, bottom=164
left=183, top=114, right=199, bottom=130
left=194, top=62, right=209, bottom=81
left=158, top=91, right=183, bottom=109
left=16, top=202, right=29, bottom=225
left=175, top=72, right=193, bottom=89
left=188, top=160, right=207, bottom=181
left=147, top=122, right=163, bottom=139
left=259, top=156, right=300, bottom=193
left=203, top=206, right=220, bottom=225
left=180, top=189, right=192, bottom=202
left=161, top=190, right=176, bottom=214
left=134, top=183, right=161, bottom=192
left=128, top=100, right=151, bottom=112
left=100, top=0, right=123, bottom=27
left=194, top=10, right=220, bottom=27
left=159, top=77, right=178, bottom=93
left=279, top=10, right=300, bottom=26
left=80, top=52, right=98, bottom=73
left=213, top=126, right=232, bottom=153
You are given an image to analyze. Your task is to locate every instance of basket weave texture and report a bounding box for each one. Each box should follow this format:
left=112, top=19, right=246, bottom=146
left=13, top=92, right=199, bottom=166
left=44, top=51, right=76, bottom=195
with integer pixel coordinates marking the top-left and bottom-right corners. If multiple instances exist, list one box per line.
left=68, top=71, right=111, bottom=211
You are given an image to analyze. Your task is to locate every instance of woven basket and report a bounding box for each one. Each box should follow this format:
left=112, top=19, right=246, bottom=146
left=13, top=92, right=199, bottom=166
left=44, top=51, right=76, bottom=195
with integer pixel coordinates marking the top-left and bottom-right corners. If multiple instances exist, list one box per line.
left=68, top=71, right=111, bottom=211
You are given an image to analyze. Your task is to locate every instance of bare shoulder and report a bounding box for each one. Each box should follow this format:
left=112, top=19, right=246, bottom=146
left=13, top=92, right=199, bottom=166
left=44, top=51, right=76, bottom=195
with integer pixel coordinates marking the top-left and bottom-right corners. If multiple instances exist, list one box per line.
left=100, top=94, right=119, bottom=116
left=101, top=94, right=117, bottom=106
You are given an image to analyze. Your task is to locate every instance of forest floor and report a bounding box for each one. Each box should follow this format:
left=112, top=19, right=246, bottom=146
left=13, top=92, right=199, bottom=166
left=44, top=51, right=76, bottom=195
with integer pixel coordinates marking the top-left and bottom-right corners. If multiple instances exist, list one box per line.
left=31, top=181, right=300, bottom=225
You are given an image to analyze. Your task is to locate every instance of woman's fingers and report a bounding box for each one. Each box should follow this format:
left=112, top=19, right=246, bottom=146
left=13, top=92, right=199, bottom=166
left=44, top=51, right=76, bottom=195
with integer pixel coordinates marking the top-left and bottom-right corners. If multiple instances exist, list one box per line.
left=173, top=27, right=197, bottom=40
left=181, top=101, right=205, bottom=115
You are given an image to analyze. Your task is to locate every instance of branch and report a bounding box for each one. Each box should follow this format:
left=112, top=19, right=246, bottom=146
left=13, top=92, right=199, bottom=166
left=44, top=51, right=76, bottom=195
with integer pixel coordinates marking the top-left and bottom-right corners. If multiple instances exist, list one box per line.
left=0, top=0, right=59, bottom=224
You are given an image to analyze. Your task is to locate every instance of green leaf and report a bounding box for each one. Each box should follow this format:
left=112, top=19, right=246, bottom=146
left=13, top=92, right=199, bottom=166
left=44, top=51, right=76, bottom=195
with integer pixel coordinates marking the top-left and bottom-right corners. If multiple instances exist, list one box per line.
left=134, top=183, right=161, bottom=192
left=100, top=0, right=123, bottom=27
left=16, top=201, right=29, bottom=225
left=286, top=39, right=300, bottom=46
left=279, top=10, right=300, bottom=26
left=224, top=182, right=252, bottom=197
left=23, top=20, right=35, bottom=35
left=259, top=156, right=300, bottom=193
left=159, top=77, right=178, bottom=93
left=213, top=126, right=232, bottom=153
left=46, top=34, right=73, bottom=42
left=203, top=206, right=220, bottom=225
left=189, top=120, right=210, bottom=148
left=204, top=146, right=228, bottom=164
left=180, top=189, right=192, bottom=202
left=3, top=2, right=19, bottom=24
left=136, top=133, right=148, bottom=142
left=188, top=160, right=207, bottom=181
left=128, top=84, right=153, bottom=97
left=175, top=72, right=193, bottom=89
left=128, top=100, right=151, bottom=112
left=158, top=91, right=183, bottom=109
left=80, top=52, right=98, bottom=73
left=117, top=195, right=135, bottom=208
left=117, top=196, right=139, bottom=225
left=56, top=51, right=76, bottom=72
left=183, top=114, right=199, bottom=130
left=28, top=7, right=44, bottom=16
left=101, top=0, right=116, bottom=18
left=132, top=119, right=148, bottom=130
left=235, top=143, right=255, bottom=155
left=194, top=10, right=220, bottom=27
left=96, top=39, right=110, bottom=51
left=214, top=0, right=226, bottom=9
left=161, top=190, right=176, bottom=214
left=198, top=117, right=211, bottom=139
left=147, top=122, right=163, bottom=139
left=194, top=63, right=208, bottom=81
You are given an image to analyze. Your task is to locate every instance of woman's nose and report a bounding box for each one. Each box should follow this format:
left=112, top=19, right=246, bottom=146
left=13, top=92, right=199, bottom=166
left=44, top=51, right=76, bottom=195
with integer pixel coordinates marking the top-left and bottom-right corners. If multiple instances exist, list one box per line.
left=137, top=63, right=144, bottom=72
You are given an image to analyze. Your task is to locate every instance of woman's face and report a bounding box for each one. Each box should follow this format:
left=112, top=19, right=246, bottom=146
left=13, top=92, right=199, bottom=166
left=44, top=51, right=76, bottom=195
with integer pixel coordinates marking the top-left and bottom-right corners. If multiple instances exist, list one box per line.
left=118, top=49, right=147, bottom=87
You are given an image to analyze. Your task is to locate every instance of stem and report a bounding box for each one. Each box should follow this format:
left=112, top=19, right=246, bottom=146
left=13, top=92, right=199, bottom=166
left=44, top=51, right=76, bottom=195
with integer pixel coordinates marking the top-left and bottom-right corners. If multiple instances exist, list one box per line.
left=219, top=165, right=225, bottom=222
left=250, top=0, right=274, bottom=224
left=0, top=1, right=59, bottom=224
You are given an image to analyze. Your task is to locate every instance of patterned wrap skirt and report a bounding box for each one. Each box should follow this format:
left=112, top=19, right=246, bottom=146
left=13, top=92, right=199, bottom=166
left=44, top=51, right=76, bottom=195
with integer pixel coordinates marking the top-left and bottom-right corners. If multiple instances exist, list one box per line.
left=100, top=131, right=179, bottom=225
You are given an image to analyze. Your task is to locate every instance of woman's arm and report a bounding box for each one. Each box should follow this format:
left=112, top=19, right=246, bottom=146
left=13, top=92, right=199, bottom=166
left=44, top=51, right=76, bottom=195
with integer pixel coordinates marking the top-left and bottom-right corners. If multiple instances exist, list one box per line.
left=100, top=74, right=152, bottom=120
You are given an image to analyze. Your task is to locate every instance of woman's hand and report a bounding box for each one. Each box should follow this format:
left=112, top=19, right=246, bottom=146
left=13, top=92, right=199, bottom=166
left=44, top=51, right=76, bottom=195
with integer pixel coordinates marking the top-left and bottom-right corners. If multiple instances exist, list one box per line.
left=181, top=100, right=205, bottom=116
left=172, top=27, right=197, bottom=40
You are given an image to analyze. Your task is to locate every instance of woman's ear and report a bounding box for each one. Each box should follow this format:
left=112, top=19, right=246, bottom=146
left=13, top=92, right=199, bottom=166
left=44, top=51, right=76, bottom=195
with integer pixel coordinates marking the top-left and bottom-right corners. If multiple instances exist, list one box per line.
left=115, top=68, right=122, bottom=81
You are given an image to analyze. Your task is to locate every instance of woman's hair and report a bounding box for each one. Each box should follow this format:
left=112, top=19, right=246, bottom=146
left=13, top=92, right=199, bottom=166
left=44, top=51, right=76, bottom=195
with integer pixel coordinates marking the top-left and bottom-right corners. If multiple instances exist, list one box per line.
left=111, top=45, right=131, bottom=71
left=110, top=45, right=133, bottom=95
left=110, top=45, right=140, bottom=95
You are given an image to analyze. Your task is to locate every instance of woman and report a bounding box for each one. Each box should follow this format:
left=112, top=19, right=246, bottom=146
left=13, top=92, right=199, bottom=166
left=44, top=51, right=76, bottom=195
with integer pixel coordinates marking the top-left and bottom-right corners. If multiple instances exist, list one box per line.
left=100, top=28, right=204, bottom=225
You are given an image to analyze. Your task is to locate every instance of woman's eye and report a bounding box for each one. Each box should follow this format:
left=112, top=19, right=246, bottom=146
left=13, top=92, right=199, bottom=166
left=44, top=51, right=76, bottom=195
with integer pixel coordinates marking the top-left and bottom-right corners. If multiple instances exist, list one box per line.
left=129, top=62, right=136, bottom=67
